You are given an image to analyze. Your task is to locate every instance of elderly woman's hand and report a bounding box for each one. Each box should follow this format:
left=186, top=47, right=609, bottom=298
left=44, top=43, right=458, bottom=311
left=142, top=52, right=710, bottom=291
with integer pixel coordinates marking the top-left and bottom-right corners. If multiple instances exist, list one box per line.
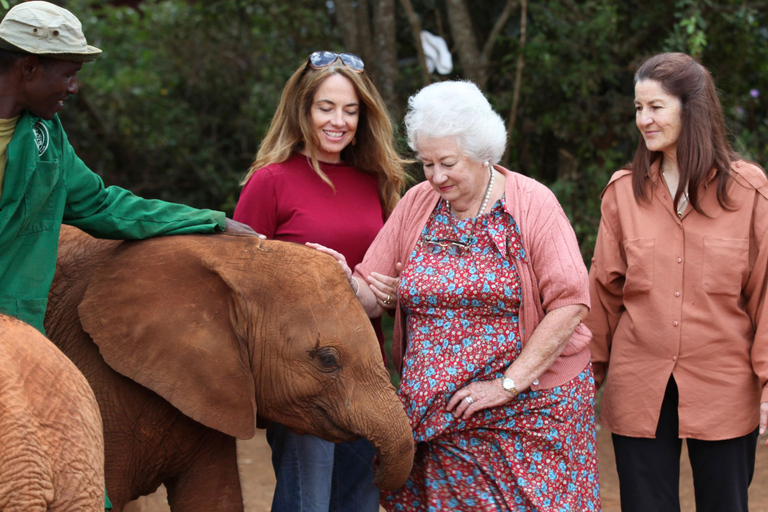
left=446, top=379, right=516, bottom=420
left=305, top=242, right=354, bottom=283
left=366, top=262, right=402, bottom=310
left=306, top=242, right=400, bottom=318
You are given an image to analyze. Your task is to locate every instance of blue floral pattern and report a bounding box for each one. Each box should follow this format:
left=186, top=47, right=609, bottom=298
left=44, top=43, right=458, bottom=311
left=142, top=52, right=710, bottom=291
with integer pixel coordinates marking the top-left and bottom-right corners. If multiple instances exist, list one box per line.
left=381, top=197, right=601, bottom=511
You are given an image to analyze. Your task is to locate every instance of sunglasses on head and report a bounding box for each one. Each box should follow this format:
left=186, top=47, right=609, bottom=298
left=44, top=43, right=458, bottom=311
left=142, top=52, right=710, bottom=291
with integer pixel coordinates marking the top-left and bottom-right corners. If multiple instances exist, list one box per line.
left=308, top=51, right=365, bottom=73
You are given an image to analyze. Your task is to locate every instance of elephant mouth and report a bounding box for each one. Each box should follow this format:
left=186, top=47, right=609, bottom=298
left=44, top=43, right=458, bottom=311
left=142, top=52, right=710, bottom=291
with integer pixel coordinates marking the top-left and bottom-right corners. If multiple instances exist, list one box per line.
left=309, top=403, right=360, bottom=443
left=269, top=400, right=358, bottom=443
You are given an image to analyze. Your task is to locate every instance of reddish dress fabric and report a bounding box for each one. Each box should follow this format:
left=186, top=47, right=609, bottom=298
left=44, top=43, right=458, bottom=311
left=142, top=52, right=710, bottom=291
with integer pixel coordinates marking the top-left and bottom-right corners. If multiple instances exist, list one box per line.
left=381, top=197, right=600, bottom=511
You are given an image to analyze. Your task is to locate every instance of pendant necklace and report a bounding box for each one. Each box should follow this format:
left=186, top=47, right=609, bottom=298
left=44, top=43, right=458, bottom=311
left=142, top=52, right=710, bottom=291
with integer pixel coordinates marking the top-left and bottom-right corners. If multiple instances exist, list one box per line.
left=662, top=170, right=688, bottom=219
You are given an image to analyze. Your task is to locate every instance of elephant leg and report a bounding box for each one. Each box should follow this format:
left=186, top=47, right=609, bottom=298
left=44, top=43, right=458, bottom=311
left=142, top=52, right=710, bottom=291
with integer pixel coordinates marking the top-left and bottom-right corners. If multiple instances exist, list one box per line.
left=122, top=496, right=152, bottom=512
left=164, top=432, right=243, bottom=512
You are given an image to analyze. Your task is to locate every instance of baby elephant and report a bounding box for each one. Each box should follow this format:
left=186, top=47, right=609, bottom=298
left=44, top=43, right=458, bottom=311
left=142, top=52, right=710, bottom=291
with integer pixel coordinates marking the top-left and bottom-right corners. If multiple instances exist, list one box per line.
left=45, top=226, right=413, bottom=512
left=0, top=314, right=104, bottom=511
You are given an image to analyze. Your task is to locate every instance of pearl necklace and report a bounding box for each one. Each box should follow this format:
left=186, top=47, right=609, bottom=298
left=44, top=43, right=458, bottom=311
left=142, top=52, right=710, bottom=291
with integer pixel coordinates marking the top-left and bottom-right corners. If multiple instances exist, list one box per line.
left=662, top=170, right=689, bottom=219
left=448, top=164, right=495, bottom=217
left=478, top=165, right=495, bottom=216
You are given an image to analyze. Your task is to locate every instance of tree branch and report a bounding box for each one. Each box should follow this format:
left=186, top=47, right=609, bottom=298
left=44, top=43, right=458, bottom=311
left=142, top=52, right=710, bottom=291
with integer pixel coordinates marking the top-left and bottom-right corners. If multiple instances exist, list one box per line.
left=399, top=0, right=431, bottom=86
left=481, top=0, right=518, bottom=65
left=503, top=0, right=527, bottom=167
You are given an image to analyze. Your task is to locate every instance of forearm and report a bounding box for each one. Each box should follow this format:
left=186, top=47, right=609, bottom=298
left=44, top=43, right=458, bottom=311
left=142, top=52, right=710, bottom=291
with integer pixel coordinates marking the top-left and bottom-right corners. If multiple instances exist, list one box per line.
left=502, top=304, right=588, bottom=391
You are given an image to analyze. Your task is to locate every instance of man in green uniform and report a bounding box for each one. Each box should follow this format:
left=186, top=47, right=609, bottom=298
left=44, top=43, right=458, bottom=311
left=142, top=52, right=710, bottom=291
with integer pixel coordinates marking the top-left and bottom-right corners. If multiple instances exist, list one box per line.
left=0, top=1, right=255, bottom=336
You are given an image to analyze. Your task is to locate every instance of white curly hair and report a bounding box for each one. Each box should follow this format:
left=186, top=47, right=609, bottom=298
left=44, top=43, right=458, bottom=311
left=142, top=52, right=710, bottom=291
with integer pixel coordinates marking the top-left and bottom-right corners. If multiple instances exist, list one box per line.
left=404, top=80, right=507, bottom=164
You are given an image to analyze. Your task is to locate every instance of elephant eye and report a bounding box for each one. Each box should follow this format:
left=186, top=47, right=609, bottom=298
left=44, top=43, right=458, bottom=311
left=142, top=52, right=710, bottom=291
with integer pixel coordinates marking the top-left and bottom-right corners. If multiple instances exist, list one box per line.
left=310, top=347, right=341, bottom=373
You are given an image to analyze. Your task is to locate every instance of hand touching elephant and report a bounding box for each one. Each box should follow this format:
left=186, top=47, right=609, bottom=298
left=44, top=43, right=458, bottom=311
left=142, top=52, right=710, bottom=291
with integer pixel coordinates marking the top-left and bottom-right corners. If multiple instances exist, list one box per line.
left=45, top=226, right=413, bottom=512
left=0, top=314, right=104, bottom=511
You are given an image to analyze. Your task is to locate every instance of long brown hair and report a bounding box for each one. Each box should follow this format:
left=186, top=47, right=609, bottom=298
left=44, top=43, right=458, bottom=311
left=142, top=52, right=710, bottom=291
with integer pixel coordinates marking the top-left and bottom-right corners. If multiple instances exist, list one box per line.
left=240, top=58, right=407, bottom=216
left=629, top=52, right=737, bottom=212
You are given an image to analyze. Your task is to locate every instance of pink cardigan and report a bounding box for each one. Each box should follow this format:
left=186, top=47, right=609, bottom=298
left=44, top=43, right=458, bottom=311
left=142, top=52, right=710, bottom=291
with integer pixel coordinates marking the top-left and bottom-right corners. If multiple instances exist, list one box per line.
left=355, top=165, right=592, bottom=390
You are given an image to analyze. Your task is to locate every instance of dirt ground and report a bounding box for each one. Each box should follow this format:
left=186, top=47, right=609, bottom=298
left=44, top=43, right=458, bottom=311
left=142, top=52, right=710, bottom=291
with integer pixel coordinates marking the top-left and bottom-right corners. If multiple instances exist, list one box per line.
left=128, top=425, right=768, bottom=512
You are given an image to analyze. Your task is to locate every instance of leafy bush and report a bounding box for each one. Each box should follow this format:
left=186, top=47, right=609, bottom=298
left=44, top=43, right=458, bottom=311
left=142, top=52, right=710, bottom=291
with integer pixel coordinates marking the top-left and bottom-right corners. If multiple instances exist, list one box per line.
left=1, top=0, right=764, bottom=259
left=57, top=0, right=341, bottom=212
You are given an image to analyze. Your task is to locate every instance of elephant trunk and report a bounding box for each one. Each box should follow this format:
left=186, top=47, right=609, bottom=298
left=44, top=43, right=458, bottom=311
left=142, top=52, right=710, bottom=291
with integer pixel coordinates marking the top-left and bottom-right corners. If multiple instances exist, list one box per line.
left=355, top=392, right=414, bottom=492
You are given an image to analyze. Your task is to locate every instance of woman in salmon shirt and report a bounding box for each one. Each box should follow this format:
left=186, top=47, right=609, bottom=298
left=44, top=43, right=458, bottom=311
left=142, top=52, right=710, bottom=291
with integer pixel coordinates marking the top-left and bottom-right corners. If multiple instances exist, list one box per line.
left=587, top=52, right=768, bottom=512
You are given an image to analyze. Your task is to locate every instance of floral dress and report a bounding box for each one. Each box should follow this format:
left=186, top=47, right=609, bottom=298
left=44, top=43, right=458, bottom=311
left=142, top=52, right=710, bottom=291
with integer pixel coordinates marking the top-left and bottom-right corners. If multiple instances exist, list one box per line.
left=380, top=197, right=600, bottom=512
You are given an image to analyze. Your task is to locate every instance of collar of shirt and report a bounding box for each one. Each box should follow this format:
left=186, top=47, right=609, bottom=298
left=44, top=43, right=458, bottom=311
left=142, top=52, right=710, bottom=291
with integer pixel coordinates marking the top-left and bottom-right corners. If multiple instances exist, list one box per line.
left=646, top=156, right=718, bottom=189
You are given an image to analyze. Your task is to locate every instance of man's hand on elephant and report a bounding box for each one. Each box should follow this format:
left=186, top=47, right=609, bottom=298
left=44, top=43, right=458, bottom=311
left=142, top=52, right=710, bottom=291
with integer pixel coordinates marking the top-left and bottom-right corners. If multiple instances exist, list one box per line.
left=224, top=218, right=265, bottom=238
left=367, top=262, right=402, bottom=310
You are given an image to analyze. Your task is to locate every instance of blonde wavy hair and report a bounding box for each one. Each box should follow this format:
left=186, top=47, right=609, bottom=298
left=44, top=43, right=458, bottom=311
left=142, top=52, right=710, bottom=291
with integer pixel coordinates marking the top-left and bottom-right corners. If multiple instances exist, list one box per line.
left=241, top=58, right=407, bottom=216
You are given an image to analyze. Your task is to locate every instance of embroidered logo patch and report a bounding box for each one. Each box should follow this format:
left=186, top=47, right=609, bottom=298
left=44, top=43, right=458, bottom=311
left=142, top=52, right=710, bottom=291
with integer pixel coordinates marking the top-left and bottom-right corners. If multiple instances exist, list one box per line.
left=33, top=122, right=49, bottom=156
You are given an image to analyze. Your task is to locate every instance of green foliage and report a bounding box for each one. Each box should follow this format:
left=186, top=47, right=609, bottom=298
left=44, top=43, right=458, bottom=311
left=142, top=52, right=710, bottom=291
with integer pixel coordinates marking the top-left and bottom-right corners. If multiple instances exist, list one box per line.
left=421, top=0, right=768, bottom=260
left=59, top=0, right=339, bottom=212
left=18, top=0, right=768, bottom=261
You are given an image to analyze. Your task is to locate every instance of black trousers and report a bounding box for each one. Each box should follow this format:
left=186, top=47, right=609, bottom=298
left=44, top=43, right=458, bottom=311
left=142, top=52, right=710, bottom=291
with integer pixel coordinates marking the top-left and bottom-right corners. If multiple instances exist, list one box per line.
left=611, top=377, right=759, bottom=512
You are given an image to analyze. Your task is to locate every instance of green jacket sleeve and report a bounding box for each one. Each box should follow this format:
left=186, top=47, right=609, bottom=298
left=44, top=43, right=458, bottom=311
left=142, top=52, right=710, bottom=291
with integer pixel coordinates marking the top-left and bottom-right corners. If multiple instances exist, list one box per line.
left=59, top=129, right=225, bottom=239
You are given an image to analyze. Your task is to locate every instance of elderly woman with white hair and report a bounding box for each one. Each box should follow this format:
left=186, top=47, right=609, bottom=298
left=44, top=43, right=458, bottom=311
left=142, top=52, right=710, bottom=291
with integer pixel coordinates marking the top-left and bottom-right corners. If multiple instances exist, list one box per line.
left=313, top=80, right=600, bottom=511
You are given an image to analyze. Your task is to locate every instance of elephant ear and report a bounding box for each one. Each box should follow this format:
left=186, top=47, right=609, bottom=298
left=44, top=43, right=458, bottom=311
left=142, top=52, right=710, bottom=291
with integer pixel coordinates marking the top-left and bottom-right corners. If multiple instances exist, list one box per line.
left=78, top=235, right=257, bottom=440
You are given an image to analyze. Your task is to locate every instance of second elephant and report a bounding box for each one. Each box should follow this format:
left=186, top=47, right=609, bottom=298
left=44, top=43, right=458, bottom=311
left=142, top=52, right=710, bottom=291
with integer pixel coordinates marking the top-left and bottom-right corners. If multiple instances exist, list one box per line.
left=45, top=225, right=413, bottom=512
left=0, top=314, right=104, bottom=511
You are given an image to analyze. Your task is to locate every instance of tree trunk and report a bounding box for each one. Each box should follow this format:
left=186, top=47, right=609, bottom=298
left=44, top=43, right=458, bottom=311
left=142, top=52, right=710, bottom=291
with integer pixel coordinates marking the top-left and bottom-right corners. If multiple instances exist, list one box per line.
left=334, top=0, right=359, bottom=55
left=503, top=0, right=527, bottom=167
left=400, top=0, right=431, bottom=87
left=445, top=0, right=483, bottom=85
left=371, top=0, right=399, bottom=116
left=356, top=0, right=375, bottom=64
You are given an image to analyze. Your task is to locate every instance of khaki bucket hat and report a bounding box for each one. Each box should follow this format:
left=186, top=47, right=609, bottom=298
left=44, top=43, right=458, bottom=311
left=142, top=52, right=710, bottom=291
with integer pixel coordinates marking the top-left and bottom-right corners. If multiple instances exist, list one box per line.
left=0, top=1, right=101, bottom=62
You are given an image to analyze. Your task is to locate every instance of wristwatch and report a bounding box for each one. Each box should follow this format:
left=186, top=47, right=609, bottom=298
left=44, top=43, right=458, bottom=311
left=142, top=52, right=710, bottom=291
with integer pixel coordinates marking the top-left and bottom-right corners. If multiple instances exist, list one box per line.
left=501, top=377, right=518, bottom=397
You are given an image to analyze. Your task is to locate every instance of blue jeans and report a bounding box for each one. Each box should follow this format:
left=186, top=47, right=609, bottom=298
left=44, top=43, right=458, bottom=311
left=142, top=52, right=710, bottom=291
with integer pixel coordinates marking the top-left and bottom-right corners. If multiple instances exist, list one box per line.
left=267, top=422, right=380, bottom=512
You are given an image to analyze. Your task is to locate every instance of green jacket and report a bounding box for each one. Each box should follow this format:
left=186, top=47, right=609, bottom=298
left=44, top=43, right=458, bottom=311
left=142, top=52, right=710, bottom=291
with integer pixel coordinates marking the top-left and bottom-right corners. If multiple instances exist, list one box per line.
left=0, top=112, right=226, bottom=334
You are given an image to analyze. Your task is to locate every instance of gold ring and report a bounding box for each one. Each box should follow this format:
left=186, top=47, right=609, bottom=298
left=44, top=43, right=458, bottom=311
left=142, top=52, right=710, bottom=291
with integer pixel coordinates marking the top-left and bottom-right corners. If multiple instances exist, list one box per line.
left=384, top=294, right=392, bottom=305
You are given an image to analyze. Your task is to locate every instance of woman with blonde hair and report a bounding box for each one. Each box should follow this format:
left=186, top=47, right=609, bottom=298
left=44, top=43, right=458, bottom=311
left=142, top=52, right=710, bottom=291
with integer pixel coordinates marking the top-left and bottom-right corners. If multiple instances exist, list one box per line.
left=234, top=51, right=407, bottom=512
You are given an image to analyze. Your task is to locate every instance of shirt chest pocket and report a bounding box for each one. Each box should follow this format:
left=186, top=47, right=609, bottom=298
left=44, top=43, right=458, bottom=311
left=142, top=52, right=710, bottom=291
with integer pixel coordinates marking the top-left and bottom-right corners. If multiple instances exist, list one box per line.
left=622, top=238, right=654, bottom=296
left=19, top=160, right=62, bottom=235
left=701, top=237, right=748, bottom=296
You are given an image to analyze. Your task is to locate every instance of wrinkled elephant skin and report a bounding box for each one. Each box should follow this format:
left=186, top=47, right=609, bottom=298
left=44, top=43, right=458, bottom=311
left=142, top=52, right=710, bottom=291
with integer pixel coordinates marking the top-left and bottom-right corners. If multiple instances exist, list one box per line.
left=0, top=314, right=104, bottom=511
left=45, top=226, right=413, bottom=511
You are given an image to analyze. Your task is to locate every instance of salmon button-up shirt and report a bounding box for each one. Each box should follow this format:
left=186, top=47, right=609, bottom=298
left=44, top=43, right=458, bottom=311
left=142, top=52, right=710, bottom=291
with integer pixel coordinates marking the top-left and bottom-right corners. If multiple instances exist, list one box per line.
left=587, top=159, right=768, bottom=440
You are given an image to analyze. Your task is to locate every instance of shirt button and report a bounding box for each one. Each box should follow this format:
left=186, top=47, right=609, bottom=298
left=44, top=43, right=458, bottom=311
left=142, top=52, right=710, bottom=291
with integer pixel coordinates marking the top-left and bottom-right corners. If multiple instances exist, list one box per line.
left=674, top=291, right=680, bottom=297
left=673, top=321, right=679, bottom=327
left=533, top=379, right=539, bottom=386
left=677, top=258, right=682, bottom=263
left=673, top=356, right=678, bottom=361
